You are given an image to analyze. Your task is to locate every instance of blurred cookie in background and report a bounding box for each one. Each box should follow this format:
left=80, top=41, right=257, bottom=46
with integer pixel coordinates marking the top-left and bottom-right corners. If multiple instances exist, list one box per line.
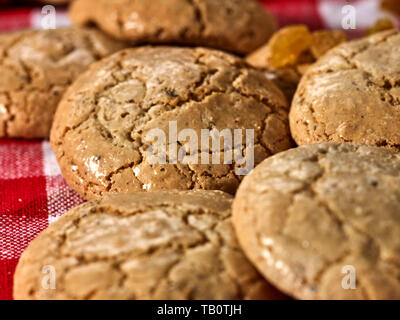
left=69, top=0, right=277, bottom=55
left=0, top=27, right=126, bottom=138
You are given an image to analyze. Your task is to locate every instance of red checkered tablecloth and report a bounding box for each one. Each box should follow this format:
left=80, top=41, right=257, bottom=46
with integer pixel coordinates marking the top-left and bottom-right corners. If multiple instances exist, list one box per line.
left=0, top=140, right=84, bottom=300
left=0, top=0, right=398, bottom=300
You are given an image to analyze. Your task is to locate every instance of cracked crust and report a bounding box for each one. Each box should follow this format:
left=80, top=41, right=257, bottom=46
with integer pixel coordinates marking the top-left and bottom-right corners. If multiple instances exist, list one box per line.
left=69, top=0, right=276, bottom=55
left=0, top=27, right=127, bottom=139
left=233, top=142, right=400, bottom=300
left=13, top=190, right=286, bottom=300
left=290, top=30, right=400, bottom=150
left=50, top=46, right=292, bottom=199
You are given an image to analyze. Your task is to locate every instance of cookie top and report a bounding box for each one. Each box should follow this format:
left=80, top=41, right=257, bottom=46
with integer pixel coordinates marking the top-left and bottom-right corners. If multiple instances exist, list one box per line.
left=69, top=0, right=276, bottom=55
left=0, top=27, right=126, bottom=138
left=233, top=142, right=400, bottom=299
left=290, top=30, right=400, bottom=150
left=14, top=190, right=284, bottom=300
left=50, top=46, right=292, bottom=199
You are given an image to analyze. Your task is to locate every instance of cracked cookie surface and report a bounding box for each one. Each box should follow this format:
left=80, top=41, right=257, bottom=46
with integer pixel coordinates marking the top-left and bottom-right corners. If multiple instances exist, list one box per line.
left=0, top=27, right=126, bottom=138
left=290, top=30, right=400, bottom=150
left=13, top=190, right=285, bottom=300
left=69, top=0, right=276, bottom=55
left=233, top=142, right=400, bottom=299
left=50, top=46, right=292, bottom=199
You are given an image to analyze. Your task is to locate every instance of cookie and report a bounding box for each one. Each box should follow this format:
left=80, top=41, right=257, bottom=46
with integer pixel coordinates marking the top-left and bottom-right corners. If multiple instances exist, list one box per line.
left=50, top=46, right=292, bottom=199
left=290, top=30, right=400, bottom=150
left=0, top=27, right=126, bottom=138
left=69, top=0, right=277, bottom=55
left=233, top=142, right=400, bottom=300
left=14, top=190, right=286, bottom=300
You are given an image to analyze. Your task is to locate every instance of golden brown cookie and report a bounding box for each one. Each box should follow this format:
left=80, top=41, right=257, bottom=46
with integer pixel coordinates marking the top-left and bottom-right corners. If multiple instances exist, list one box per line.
left=233, top=142, right=400, bottom=300
left=0, top=27, right=126, bottom=139
left=69, top=0, right=277, bottom=55
left=50, top=46, right=292, bottom=199
left=290, top=30, right=400, bottom=149
left=14, top=190, right=286, bottom=300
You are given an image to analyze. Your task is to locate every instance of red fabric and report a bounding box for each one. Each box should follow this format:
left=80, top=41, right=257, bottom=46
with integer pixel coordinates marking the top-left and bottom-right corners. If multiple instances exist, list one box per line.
left=262, top=0, right=324, bottom=29
left=0, top=140, right=84, bottom=299
left=0, top=0, right=398, bottom=300
left=0, top=9, right=32, bottom=31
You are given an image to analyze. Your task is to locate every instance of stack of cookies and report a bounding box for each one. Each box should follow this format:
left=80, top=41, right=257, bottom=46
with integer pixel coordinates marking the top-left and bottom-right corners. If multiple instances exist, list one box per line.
left=8, top=0, right=400, bottom=300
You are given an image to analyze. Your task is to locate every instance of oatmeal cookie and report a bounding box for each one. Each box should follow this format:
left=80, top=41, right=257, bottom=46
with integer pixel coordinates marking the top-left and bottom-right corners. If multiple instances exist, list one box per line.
left=0, top=27, right=126, bottom=138
left=14, top=190, right=285, bottom=300
left=69, top=0, right=277, bottom=55
left=233, top=142, right=400, bottom=300
left=50, top=46, right=292, bottom=199
left=289, top=30, right=400, bottom=149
